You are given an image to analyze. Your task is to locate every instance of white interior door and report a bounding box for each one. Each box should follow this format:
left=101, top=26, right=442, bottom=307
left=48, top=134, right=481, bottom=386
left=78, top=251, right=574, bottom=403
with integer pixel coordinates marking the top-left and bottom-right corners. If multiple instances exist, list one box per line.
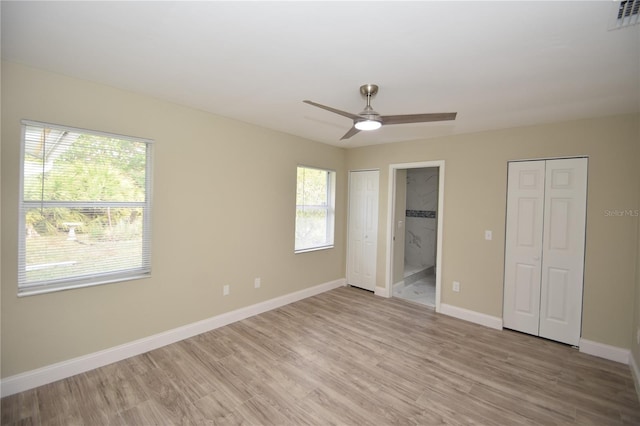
left=503, top=158, right=587, bottom=346
left=503, top=161, right=546, bottom=336
left=539, top=158, right=587, bottom=346
left=348, top=170, right=379, bottom=291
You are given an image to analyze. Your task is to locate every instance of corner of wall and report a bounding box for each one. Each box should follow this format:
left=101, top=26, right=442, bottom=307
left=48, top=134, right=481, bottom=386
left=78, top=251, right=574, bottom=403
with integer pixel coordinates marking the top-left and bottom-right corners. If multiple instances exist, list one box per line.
left=631, top=351, right=640, bottom=403
left=630, top=123, right=640, bottom=401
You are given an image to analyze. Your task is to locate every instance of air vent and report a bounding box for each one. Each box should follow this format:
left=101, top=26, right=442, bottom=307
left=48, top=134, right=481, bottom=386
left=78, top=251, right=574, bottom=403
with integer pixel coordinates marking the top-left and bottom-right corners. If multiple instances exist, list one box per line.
left=609, top=0, right=639, bottom=29
left=618, top=0, right=640, bottom=19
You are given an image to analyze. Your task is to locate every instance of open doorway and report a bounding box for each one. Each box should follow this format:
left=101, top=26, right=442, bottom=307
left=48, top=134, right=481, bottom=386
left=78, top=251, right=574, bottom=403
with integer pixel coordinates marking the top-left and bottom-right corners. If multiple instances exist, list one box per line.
left=394, top=167, right=438, bottom=306
left=386, top=161, right=444, bottom=312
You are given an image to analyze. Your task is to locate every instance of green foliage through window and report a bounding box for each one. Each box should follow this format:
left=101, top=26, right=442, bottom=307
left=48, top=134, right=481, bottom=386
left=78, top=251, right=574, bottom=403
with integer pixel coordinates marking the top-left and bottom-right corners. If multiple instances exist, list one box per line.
left=19, top=120, right=153, bottom=295
left=295, top=166, right=335, bottom=252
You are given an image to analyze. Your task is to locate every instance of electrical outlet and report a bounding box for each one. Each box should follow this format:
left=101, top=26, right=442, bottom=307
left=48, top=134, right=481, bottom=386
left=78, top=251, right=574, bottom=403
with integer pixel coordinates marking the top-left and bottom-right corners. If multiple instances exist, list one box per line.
left=453, top=281, right=460, bottom=292
left=223, top=285, right=230, bottom=296
left=485, top=230, right=492, bottom=240
left=254, top=277, right=261, bottom=289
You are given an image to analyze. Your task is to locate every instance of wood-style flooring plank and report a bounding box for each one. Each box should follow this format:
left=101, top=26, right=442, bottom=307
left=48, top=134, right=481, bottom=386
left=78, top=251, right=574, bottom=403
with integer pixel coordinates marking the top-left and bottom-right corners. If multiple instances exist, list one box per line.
left=2, top=286, right=640, bottom=425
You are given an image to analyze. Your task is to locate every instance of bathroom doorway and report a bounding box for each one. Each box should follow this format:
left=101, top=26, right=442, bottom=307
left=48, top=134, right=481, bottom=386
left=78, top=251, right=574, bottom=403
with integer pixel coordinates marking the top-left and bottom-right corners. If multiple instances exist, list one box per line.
left=394, top=167, right=438, bottom=307
left=386, top=161, right=444, bottom=311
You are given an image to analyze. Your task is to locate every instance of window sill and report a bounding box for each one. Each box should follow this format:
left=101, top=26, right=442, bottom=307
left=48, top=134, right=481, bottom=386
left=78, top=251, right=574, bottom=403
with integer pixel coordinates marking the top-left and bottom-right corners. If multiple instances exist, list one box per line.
left=18, top=273, right=151, bottom=297
left=294, top=245, right=334, bottom=254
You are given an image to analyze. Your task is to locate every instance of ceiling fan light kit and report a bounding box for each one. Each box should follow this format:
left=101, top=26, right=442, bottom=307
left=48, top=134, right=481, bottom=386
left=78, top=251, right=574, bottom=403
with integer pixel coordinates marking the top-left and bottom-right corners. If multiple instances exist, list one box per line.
left=304, top=84, right=457, bottom=140
left=355, top=119, right=382, bottom=131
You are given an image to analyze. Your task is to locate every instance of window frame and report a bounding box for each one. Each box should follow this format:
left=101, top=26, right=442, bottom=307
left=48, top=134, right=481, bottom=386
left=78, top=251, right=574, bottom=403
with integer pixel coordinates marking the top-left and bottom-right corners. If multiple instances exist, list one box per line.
left=17, top=120, right=154, bottom=296
left=294, top=165, right=336, bottom=254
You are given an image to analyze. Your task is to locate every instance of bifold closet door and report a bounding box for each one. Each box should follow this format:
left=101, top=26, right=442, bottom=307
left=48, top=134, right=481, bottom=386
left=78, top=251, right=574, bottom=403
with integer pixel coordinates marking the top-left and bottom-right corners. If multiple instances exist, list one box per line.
left=503, top=158, right=587, bottom=346
left=347, top=170, right=379, bottom=291
left=503, top=161, right=546, bottom=337
left=538, top=158, right=587, bottom=345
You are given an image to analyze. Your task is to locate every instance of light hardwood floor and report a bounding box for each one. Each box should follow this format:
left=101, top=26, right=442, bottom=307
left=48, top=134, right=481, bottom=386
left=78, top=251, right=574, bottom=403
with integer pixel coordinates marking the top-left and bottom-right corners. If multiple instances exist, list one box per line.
left=2, top=286, right=640, bottom=425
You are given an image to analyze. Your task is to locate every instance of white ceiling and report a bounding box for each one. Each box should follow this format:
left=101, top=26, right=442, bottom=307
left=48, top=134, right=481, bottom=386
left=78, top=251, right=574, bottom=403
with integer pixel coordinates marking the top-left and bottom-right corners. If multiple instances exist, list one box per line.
left=2, top=1, right=639, bottom=148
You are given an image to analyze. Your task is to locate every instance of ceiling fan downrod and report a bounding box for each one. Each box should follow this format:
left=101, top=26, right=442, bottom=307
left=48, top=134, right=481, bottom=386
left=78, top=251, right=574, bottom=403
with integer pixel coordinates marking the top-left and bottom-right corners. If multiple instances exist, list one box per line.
left=357, top=84, right=382, bottom=129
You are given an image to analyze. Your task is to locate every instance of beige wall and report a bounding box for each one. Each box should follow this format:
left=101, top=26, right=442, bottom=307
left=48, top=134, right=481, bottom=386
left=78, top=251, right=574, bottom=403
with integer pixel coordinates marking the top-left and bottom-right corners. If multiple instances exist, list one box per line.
left=2, top=60, right=639, bottom=380
left=0, top=62, right=347, bottom=377
left=346, top=114, right=640, bottom=349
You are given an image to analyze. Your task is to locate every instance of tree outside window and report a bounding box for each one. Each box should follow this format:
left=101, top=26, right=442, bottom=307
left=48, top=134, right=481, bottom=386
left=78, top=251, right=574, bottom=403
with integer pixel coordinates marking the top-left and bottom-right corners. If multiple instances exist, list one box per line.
left=295, top=166, right=335, bottom=253
left=19, top=121, right=153, bottom=295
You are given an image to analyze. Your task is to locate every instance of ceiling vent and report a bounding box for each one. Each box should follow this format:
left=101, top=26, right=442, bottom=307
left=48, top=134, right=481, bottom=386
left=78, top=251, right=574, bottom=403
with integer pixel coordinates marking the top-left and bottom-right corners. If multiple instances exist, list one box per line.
left=609, top=0, right=640, bottom=29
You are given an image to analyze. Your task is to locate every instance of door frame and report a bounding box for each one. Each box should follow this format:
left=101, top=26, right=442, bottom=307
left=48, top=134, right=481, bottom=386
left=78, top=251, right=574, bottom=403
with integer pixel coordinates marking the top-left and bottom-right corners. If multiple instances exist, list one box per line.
left=384, top=160, right=445, bottom=312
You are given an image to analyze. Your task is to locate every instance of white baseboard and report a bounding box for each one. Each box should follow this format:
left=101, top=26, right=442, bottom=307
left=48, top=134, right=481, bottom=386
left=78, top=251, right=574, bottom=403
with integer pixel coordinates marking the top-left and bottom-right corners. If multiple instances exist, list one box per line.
left=630, top=352, right=640, bottom=403
left=437, top=307, right=633, bottom=367
left=375, top=285, right=390, bottom=298
left=579, top=338, right=630, bottom=364
left=1, top=278, right=346, bottom=398
left=439, top=303, right=503, bottom=330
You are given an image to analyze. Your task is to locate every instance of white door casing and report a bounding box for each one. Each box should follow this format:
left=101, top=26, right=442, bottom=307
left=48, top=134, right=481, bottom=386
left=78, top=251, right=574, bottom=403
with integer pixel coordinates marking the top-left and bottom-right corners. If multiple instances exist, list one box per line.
left=347, top=170, right=379, bottom=291
left=503, top=158, right=587, bottom=346
left=385, top=161, right=444, bottom=308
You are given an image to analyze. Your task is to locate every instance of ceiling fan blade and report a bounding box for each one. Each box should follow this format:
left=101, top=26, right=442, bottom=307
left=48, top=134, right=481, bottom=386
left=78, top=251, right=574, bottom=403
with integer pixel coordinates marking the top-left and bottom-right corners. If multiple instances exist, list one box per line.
left=303, top=100, right=362, bottom=120
left=381, top=112, right=457, bottom=125
left=340, top=126, right=361, bottom=140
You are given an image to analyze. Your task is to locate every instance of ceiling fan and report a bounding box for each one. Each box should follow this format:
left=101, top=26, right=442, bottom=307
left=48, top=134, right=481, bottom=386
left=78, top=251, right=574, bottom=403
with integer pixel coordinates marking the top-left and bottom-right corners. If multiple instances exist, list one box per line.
left=303, top=84, right=457, bottom=140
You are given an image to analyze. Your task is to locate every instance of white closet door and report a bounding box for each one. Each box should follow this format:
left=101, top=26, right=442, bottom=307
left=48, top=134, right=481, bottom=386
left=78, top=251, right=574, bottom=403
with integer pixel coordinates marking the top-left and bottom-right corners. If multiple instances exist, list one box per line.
left=503, top=161, right=546, bottom=335
left=503, top=158, right=587, bottom=346
left=539, top=158, right=588, bottom=346
left=347, top=170, right=379, bottom=291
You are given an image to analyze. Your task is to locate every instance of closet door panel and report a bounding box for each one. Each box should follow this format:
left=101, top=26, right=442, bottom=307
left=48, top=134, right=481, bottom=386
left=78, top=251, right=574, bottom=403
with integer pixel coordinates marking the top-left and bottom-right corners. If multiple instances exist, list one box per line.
left=539, top=158, right=587, bottom=346
left=503, top=161, right=545, bottom=335
left=347, top=170, right=379, bottom=291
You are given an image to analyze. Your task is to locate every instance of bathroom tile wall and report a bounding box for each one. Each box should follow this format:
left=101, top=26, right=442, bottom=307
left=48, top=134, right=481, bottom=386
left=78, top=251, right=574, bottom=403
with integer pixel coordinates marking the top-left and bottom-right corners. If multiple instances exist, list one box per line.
left=405, top=168, right=438, bottom=270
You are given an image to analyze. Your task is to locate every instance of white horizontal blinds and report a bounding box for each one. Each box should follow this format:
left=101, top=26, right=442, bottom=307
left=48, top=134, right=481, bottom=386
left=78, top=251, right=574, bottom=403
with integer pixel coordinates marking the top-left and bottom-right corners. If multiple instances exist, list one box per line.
left=19, top=120, right=153, bottom=294
left=295, top=166, right=335, bottom=252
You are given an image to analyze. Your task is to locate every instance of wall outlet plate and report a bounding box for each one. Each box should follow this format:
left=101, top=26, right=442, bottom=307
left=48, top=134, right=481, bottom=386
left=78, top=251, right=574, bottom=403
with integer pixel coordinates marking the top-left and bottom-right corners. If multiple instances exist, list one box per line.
left=223, top=285, right=230, bottom=296
left=254, top=278, right=261, bottom=288
left=453, top=281, right=460, bottom=292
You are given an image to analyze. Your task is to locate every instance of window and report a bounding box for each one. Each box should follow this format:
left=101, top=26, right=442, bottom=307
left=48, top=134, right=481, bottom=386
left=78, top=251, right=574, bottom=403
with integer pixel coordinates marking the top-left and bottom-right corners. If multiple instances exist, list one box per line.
left=18, top=120, right=153, bottom=295
left=295, top=166, right=335, bottom=253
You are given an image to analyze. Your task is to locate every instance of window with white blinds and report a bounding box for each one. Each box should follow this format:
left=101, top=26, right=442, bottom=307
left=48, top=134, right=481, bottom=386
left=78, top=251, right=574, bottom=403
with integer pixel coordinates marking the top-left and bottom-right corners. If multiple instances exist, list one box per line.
left=18, top=120, right=153, bottom=296
left=295, top=166, right=335, bottom=253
